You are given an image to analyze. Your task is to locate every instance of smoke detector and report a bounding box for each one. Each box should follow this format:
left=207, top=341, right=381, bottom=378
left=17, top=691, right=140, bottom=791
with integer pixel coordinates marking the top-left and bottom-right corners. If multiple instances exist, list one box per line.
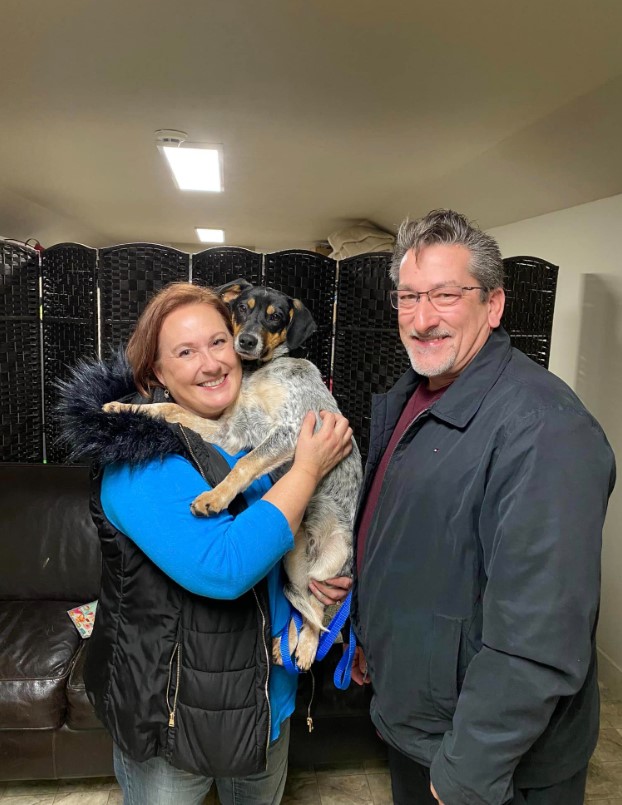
left=154, top=129, right=188, bottom=147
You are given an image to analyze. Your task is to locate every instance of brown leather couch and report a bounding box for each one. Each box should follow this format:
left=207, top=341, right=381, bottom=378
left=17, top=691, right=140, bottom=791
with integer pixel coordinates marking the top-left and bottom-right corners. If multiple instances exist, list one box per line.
left=0, top=463, right=383, bottom=782
left=0, top=463, right=112, bottom=780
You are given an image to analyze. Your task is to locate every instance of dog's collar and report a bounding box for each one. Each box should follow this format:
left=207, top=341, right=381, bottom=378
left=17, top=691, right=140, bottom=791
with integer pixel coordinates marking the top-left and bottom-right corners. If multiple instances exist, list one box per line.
left=241, top=358, right=264, bottom=371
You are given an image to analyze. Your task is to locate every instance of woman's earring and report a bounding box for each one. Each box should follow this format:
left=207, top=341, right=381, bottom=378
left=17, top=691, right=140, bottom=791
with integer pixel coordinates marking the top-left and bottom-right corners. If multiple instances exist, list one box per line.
left=164, top=388, right=170, bottom=399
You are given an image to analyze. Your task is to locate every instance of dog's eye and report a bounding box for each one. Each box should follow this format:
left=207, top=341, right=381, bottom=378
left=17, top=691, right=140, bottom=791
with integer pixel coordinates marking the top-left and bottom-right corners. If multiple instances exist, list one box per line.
left=238, top=303, right=247, bottom=315
left=268, top=312, right=281, bottom=322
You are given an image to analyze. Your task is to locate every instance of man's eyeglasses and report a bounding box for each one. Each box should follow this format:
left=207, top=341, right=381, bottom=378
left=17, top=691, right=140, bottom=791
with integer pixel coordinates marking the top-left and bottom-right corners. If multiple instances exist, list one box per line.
left=389, top=285, right=487, bottom=312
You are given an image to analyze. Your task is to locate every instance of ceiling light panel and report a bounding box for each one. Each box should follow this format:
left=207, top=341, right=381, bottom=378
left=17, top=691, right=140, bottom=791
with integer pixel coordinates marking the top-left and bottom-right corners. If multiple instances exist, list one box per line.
left=196, top=228, right=225, bottom=243
left=161, top=144, right=223, bottom=192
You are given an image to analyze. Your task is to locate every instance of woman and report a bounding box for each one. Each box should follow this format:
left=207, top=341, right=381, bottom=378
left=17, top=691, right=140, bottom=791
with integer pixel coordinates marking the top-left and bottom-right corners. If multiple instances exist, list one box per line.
left=60, top=282, right=353, bottom=805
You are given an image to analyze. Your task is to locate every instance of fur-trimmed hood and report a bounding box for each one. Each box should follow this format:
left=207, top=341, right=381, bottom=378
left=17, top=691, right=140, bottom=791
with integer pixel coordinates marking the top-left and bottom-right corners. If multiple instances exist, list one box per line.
left=57, top=351, right=181, bottom=466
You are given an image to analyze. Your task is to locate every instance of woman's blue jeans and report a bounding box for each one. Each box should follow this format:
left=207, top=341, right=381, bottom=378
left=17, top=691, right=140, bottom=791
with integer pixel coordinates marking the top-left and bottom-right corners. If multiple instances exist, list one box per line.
left=113, top=719, right=290, bottom=805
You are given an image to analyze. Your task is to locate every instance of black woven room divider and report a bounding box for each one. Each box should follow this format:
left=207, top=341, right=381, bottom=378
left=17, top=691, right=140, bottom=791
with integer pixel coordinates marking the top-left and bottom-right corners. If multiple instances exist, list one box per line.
left=0, top=243, right=558, bottom=464
left=264, top=250, right=336, bottom=384
left=332, top=254, right=410, bottom=461
left=192, top=247, right=262, bottom=288
left=502, top=256, right=558, bottom=367
left=42, top=244, right=98, bottom=463
left=0, top=242, right=42, bottom=462
left=99, top=244, right=190, bottom=353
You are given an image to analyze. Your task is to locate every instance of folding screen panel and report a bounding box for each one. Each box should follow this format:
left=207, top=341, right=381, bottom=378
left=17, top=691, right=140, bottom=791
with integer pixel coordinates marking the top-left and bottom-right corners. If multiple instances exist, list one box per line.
left=0, top=242, right=42, bottom=461
left=332, top=253, right=410, bottom=462
left=264, top=250, right=336, bottom=384
left=99, top=244, right=190, bottom=354
left=191, top=247, right=262, bottom=288
left=502, top=256, right=558, bottom=368
left=41, top=244, right=98, bottom=463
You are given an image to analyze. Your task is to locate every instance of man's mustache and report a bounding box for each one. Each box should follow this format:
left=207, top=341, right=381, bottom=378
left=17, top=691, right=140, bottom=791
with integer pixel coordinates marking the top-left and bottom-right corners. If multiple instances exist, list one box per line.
left=406, top=329, right=452, bottom=340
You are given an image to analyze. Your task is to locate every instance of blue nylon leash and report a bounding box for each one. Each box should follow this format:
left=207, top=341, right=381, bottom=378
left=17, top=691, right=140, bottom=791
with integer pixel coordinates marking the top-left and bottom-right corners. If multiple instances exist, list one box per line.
left=315, top=591, right=352, bottom=660
left=333, top=621, right=356, bottom=690
left=278, top=591, right=356, bottom=689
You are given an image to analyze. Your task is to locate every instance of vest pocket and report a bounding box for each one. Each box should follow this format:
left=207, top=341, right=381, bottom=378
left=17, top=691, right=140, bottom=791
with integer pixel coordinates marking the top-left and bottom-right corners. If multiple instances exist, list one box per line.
left=427, top=614, right=462, bottom=720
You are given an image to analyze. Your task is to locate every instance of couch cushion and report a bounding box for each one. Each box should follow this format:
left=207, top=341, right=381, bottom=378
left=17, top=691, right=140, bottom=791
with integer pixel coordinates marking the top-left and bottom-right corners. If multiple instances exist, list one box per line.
left=66, top=642, right=104, bottom=730
left=0, top=464, right=101, bottom=602
left=0, top=601, right=82, bottom=729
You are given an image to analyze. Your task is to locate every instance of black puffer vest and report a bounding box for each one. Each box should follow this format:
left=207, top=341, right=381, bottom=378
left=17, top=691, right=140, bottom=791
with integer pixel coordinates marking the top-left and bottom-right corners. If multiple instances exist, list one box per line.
left=58, top=354, right=272, bottom=777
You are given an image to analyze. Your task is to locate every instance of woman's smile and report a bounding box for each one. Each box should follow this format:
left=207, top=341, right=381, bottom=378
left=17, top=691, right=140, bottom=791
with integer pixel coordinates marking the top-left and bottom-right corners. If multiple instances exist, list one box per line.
left=198, top=376, right=227, bottom=389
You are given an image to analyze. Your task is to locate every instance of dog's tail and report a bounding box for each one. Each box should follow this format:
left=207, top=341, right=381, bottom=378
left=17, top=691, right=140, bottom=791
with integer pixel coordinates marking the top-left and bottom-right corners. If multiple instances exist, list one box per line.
left=282, top=583, right=327, bottom=632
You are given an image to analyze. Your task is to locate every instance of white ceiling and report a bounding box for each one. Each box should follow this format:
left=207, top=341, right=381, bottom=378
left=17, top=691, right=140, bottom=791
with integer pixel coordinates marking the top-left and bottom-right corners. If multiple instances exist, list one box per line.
left=2, top=0, right=622, bottom=252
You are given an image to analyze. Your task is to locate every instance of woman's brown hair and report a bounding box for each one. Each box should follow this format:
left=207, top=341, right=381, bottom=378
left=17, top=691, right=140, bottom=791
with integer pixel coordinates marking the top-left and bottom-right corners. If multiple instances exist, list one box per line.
left=126, top=282, right=233, bottom=396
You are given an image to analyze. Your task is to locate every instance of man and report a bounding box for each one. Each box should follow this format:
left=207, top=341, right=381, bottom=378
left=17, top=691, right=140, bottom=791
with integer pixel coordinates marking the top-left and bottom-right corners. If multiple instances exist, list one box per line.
left=351, top=209, right=615, bottom=805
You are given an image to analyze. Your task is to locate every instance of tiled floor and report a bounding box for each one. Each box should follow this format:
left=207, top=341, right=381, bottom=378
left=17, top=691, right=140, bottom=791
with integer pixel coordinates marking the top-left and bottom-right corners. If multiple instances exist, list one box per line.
left=1, top=686, right=621, bottom=804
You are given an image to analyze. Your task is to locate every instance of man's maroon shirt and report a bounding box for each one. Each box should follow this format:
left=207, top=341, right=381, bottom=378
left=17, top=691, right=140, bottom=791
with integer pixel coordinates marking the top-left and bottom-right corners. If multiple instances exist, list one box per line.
left=356, top=382, right=449, bottom=572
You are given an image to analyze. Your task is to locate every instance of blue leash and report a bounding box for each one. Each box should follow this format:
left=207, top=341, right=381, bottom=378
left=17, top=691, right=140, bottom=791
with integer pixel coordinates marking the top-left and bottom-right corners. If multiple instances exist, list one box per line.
left=279, top=591, right=356, bottom=690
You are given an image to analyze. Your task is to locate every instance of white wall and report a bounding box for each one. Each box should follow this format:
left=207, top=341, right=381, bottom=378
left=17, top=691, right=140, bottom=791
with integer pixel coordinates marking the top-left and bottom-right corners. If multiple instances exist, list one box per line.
left=487, top=194, right=622, bottom=694
left=0, top=185, right=107, bottom=247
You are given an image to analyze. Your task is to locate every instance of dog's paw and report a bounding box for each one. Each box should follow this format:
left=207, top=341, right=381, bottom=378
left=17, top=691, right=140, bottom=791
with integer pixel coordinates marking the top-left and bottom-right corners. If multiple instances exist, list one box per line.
left=272, top=637, right=283, bottom=666
left=272, top=619, right=300, bottom=667
left=190, top=491, right=219, bottom=517
left=102, top=401, right=128, bottom=414
left=190, top=484, right=235, bottom=517
left=190, top=490, right=230, bottom=517
left=294, top=627, right=319, bottom=672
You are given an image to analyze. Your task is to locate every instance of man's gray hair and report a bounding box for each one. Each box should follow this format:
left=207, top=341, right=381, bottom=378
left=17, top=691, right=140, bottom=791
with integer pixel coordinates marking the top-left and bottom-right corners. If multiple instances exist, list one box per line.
left=390, top=209, right=504, bottom=296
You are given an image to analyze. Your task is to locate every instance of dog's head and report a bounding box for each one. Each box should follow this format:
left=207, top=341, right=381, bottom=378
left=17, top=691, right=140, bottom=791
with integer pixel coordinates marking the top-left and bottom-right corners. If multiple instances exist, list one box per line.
left=216, top=279, right=317, bottom=362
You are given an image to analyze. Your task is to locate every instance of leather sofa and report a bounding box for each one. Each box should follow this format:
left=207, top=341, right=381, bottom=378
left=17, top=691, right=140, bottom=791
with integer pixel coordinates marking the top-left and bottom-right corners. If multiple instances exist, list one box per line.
left=0, top=462, right=384, bottom=781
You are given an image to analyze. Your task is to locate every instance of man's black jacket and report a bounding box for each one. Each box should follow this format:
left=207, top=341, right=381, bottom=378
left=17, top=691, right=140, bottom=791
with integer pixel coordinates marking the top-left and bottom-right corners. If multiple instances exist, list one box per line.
left=353, top=327, right=615, bottom=805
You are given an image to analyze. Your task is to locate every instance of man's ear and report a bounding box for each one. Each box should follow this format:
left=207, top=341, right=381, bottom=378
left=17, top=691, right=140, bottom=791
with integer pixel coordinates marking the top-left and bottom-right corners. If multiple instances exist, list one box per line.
left=287, top=299, right=317, bottom=351
left=216, top=278, right=254, bottom=305
left=488, top=287, right=505, bottom=329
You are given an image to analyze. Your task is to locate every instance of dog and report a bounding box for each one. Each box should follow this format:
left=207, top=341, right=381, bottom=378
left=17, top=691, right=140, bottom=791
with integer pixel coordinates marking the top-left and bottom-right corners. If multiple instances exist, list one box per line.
left=104, top=280, right=362, bottom=670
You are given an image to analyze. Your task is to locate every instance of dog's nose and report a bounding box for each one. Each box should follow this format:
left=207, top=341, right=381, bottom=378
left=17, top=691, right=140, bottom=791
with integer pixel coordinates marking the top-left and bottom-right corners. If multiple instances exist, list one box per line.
left=238, top=333, right=258, bottom=352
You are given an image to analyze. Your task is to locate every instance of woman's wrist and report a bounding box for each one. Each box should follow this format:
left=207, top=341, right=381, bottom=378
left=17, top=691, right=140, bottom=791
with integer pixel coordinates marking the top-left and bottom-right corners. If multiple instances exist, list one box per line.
left=288, top=460, right=321, bottom=487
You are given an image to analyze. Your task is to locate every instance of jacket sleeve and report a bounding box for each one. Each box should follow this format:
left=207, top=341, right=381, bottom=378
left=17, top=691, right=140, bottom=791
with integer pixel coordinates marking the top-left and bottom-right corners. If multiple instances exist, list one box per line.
left=430, top=407, right=615, bottom=805
left=100, top=453, right=294, bottom=599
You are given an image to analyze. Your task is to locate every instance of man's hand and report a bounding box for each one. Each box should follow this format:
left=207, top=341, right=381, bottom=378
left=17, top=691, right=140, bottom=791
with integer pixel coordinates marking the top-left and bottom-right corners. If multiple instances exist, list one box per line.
left=309, top=575, right=352, bottom=605
left=344, top=645, right=370, bottom=686
left=430, top=782, right=444, bottom=804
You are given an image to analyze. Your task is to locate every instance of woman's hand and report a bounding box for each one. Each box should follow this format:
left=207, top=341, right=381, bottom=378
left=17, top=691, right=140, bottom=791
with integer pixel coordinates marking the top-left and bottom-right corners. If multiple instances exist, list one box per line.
left=309, top=576, right=352, bottom=605
left=292, top=411, right=353, bottom=484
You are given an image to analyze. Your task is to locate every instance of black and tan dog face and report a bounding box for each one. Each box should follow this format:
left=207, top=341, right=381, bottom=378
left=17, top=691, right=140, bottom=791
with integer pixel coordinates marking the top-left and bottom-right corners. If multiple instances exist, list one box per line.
left=217, top=279, right=317, bottom=362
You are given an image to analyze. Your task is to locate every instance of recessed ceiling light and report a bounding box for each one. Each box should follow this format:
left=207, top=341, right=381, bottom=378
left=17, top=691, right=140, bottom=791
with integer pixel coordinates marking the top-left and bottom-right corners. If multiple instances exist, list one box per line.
left=196, top=228, right=225, bottom=243
left=155, top=130, right=223, bottom=192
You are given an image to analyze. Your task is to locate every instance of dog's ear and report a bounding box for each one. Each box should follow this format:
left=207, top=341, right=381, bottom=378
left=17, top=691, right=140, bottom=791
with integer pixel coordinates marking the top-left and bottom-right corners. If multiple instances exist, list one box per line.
left=216, top=278, right=254, bottom=305
left=287, top=299, right=317, bottom=351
